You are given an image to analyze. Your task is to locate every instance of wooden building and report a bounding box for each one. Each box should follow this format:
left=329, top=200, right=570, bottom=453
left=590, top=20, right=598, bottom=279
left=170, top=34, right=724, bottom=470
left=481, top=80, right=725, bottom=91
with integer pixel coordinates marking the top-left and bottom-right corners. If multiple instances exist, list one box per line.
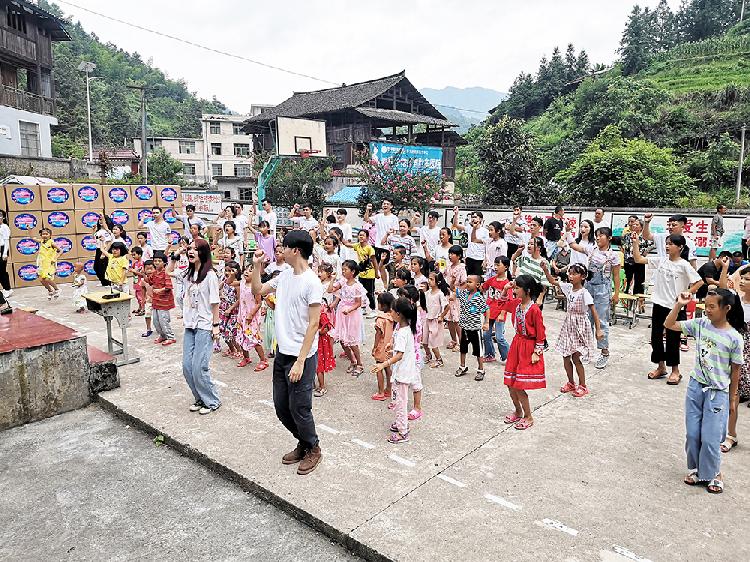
left=244, top=71, right=466, bottom=180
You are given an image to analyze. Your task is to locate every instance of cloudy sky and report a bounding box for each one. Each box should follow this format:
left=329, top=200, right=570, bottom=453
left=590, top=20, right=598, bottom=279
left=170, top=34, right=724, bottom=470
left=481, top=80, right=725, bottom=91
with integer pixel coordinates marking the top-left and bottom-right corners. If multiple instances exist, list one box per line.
left=54, top=0, right=680, bottom=113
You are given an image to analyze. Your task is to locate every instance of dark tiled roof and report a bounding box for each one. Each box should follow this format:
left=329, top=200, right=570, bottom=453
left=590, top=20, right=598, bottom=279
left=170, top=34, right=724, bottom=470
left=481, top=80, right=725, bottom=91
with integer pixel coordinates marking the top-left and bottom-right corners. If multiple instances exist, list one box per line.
left=14, top=0, right=70, bottom=40
left=355, top=107, right=455, bottom=127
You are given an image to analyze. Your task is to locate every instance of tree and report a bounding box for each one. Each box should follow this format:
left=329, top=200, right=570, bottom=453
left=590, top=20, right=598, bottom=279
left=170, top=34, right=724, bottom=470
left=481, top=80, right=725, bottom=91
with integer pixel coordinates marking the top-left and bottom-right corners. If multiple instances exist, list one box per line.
left=677, top=0, right=741, bottom=41
left=555, top=125, right=692, bottom=206
left=265, top=157, right=334, bottom=212
left=475, top=116, right=541, bottom=205
left=147, top=147, right=184, bottom=185
left=654, top=0, right=678, bottom=51
left=620, top=6, right=657, bottom=75
left=453, top=126, right=483, bottom=199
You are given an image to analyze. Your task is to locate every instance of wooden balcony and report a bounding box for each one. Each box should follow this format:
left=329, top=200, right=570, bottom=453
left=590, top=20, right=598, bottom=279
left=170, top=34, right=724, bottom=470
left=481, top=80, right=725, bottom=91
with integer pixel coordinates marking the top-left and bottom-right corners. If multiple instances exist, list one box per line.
left=0, top=83, right=54, bottom=115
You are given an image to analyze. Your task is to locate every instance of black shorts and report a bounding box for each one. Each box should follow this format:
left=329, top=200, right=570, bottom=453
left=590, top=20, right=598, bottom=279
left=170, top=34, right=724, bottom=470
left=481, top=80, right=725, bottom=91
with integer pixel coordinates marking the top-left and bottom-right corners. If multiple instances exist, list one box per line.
left=460, top=329, right=482, bottom=357
left=375, top=247, right=391, bottom=265
left=465, top=257, right=484, bottom=277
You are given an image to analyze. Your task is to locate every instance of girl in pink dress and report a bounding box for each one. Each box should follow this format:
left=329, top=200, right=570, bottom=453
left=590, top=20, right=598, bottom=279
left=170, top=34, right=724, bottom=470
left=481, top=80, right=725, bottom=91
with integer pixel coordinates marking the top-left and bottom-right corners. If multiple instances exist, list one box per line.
left=328, top=259, right=367, bottom=376
left=237, top=264, right=268, bottom=371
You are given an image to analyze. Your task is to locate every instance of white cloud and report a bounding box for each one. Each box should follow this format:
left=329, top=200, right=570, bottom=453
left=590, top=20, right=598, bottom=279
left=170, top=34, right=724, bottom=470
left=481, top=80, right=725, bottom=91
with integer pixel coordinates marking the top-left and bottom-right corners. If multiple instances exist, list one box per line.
left=56, top=0, right=681, bottom=112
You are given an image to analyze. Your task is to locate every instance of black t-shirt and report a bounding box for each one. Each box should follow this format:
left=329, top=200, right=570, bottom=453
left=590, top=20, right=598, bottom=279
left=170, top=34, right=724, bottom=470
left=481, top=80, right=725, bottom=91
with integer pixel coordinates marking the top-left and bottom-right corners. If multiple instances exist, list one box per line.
left=544, top=217, right=564, bottom=242
left=696, top=262, right=720, bottom=299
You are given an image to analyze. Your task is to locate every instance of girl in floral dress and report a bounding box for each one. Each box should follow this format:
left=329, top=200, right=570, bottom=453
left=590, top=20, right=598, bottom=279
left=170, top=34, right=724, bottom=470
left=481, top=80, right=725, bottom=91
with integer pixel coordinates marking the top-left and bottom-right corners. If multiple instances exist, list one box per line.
left=219, top=261, right=241, bottom=359
left=328, top=260, right=367, bottom=376
left=445, top=245, right=467, bottom=351
left=237, top=264, right=268, bottom=371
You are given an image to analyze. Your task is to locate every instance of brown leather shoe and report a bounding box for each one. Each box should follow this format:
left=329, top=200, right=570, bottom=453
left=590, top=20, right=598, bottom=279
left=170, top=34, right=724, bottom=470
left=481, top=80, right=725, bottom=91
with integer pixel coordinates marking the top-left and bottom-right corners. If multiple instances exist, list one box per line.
left=281, top=444, right=306, bottom=465
left=297, top=445, right=322, bottom=475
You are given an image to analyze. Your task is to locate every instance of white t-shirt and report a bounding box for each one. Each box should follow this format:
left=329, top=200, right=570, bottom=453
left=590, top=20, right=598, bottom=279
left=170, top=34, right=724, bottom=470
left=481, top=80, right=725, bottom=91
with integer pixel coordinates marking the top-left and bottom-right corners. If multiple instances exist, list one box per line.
left=417, top=225, right=440, bottom=258
left=292, top=216, right=318, bottom=231
left=265, top=262, right=291, bottom=276
left=259, top=209, right=277, bottom=236
left=219, top=235, right=244, bottom=256
left=183, top=269, right=220, bottom=331
left=176, top=214, right=206, bottom=240
left=391, top=325, right=420, bottom=385
left=372, top=213, right=399, bottom=250
left=559, top=281, right=594, bottom=307
left=139, top=244, right=154, bottom=262
left=466, top=225, right=489, bottom=261
left=569, top=239, right=594, bottom=266
left=433, top=244, right=451, bottom=272
left=504, top=217, right=527, bottom=245
left=270, top=268, right=324, bottom=358
left=146, top=220, right=171, bottom=251
left=0, top=223, right=10, bottom=258
left=652, top=232, right=697, bottom=262
left=648, top=257, right=702, bottom=309
left=337, top=222, right=353, bottom=243
left=233, top=214, right=249, bottom=237
left=485, top=237, right=508, bottom=265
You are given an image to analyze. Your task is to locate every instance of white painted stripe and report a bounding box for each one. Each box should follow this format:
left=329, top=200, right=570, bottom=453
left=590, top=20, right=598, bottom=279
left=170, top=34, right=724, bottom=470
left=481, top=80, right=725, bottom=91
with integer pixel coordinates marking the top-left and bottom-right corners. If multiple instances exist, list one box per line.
left=484, top=493, right=522, bottom=511
left=351, top=438, right=376, bottom=449
left=388, top=454, right=415, bottom=467
left=535, top=519, right=579, bottom=537
left=214, top=379, right=227, bottom=387
left=317, top=424, right=340, bottom=435
left=437, top=474, right=466, bottom=488
left=258, top=399, right=274, bottom=407
left=612, top=546, right=652, bottom=562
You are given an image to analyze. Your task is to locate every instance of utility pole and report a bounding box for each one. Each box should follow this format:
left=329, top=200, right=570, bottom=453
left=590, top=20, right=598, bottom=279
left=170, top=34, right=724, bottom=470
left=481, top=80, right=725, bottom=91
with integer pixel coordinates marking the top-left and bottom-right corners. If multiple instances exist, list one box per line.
left=127, top=84, right=148, bottom=182
left=77, top=61, right=96, bottom=163
left=741, top=0, right=746, bottom=23
left=737, top=124, right=746, bottom=203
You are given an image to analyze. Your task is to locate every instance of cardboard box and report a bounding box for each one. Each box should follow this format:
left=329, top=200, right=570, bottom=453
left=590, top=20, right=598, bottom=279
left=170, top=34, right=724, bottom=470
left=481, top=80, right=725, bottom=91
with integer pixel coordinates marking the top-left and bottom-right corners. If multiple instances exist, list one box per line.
left=74, top=209, right=103, bottom=234
left=42, top=209, right=76, bottom=235
left=8, top=211, right=41, bottom=238
left=107, top=208, right=136, bottom=231
left=4, top=185, right=41, bottom=211
left=163, top=207, right=180, bottom=229
left=82, top=257, right=99, bottom=281
left=53, top=234, right=77, bottom=260
left=12, top=261, right=40, bottom=287
left=134, top=208, right=153, bottom=225
left=9, top=236, right=40, bottom=263
left=72, top=184, right=103, bottom=210
left=157, top=185, right=182, bottom=208
left=76, top=233, right=98, bottom=257
left=55, top=259, right=76, bottom=282
left=103, top=185, right=132, bottom=211
left=41, top=185, right=74, bottom=211
left=131, top=184, right=157, bottom=208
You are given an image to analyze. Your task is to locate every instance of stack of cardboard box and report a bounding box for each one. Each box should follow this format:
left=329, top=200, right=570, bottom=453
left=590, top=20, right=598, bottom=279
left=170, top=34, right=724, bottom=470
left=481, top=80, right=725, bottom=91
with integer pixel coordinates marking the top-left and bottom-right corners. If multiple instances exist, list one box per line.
left=3, top=184, right=182, bottom=288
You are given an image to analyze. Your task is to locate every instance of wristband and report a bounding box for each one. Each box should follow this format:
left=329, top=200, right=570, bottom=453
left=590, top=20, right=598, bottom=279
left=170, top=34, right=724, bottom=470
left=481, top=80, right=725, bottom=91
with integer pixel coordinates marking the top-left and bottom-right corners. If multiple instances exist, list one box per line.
left=212, top=322, right=221, bottom=327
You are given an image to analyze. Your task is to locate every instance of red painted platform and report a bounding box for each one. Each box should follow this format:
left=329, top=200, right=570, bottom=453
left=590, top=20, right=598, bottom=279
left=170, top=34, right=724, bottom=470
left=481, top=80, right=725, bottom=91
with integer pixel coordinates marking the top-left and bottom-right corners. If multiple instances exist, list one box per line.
left=0, top=310, right=79, bottom=353
left=87, top=344, right=114, bottom=364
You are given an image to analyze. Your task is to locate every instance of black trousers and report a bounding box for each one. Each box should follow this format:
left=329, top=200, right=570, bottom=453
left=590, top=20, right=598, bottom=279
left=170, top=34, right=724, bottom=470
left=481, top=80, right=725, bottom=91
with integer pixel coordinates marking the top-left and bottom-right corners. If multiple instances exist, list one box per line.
left=624, top=261, right=646, bottom=295
left=651, top=303, right=685, bottom=366
left=0, top=255, right=10, bottom=291
left=272, top=350, right=319, bottom=450
left=465, top=257, right=484, bottom=277
left=360, top=277, right=376, bottom=310
left=94, top=249, right=110, bottom=286
left=743, top=238, right=749, bottom=260
left=460, top=328, right=482, bottom=357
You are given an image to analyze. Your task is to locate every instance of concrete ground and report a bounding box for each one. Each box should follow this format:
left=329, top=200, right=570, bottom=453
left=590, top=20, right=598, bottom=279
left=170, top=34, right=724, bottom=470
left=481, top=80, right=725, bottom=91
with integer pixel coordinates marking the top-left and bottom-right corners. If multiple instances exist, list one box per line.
left=6, top=285, right=750, bottom=561
left=0, top=406, right=359, bottom=561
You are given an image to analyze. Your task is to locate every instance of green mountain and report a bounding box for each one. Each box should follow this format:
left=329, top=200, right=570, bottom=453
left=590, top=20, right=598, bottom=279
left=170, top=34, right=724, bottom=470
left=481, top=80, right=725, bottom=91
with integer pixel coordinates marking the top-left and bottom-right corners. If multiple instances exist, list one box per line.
left=38, top=1, right=230, bottom=159
left=420, top=86, right=506, bottom=133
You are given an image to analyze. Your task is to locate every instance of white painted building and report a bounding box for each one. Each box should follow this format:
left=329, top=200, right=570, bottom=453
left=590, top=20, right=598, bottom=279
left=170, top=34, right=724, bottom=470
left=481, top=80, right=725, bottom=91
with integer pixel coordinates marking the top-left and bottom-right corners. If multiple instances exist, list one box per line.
left=132, top=137, right=207, bottom=184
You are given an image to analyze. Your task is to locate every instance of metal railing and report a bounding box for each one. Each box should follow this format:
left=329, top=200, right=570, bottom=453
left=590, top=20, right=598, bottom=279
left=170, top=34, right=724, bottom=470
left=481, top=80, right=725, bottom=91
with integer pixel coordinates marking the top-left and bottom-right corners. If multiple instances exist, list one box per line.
left=0, top=83, right=54, bottom=115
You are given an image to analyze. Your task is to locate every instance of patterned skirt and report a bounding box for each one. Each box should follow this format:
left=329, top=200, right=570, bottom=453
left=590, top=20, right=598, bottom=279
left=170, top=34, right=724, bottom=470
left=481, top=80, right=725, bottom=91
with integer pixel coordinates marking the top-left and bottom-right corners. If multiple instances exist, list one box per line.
left=740, top=327, right=750, bottom=400
left=555, top=312, right=596, bottom=363
left=504, top=336, right=546, bottom=390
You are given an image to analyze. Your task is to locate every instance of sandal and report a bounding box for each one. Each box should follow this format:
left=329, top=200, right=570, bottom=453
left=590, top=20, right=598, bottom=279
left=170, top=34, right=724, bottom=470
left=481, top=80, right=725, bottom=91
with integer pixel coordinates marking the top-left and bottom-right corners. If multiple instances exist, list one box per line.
left=647, top=370, right=667, bottom=380
left=446, top=341, right=457, bottom=350
left=431, top=359, right=444, bottom=369
left=346, top=364, right=355, bottom=374
left=352, top=365, right=364, bottom=377
left=455, top=366, right=468, bottom=377
left=504, top=413, right=522, bottom=424
left=313, top=387, right=327, bottom=397
left=514, top=419, right=534, bottom=430
left=721, top=435, right=738, bottom=453
left=707, top=477, right=724, bottom=494
left=560, top=381, right=576, bottom=393
left=666, top=373, right=683, bottom=386
left=254, top=360, right=269, bottom=372
left=684, top=469, right=699, bottom=485
left=408, top=409, right=423, bottom=421
left=371, top=392, right=387, bottom=401
left=237, top=358, right=252, bottom=368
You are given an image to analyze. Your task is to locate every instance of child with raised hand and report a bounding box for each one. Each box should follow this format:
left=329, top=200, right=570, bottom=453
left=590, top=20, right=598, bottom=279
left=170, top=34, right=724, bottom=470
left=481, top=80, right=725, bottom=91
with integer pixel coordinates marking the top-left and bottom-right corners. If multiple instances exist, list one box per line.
left=542, top=262, right=603, bottom=397
left=372, top=297, right=420, bottom=444
left=36, top=227, right=61, bottom=299
left=103, top=241, right=129, bottom=293
left=147, top=255, right=176, bottom=346
left=315, top=263, right=336, bottom=396
left=219, top=261, right=242, bottom=358
left=454, top=274, right=490, bottom=381
left=237, top=263, right=268, bottom=370
left=665, top=289, right=744, bottom=494
left=385, top=247, right=409, bottom=290
left=390, top=268, right=412, bottom=298
left=135, top=231, right=153, bottom=261
left=397, top=284, right=425, bottom=420
left=511, top=236, right=549, bottom=306
left=424, top=271, right=449, bottom=368
left=504, top=275, right=547, bottom=430
left=140, top=259, right=156, bottom=338
left=372, top=292, right=395, bottom=400
left=329, top=259, right=367, bottom=376
left=482, top=256, right=513, bottom=364
left=71, top=262, right=88, bottom=313
left=445, top=244, right=467, bottom=351
left=130, top=246, right=146, bottom=315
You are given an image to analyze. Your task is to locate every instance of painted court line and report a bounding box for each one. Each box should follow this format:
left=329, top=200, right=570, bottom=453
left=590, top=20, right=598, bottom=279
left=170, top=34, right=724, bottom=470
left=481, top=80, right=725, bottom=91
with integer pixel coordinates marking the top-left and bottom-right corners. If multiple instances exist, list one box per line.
left=484, top=493, right=522, bottom=511
left=257, top=399, right=274, bottom=407
left=535, top=519, right=579, bottom=537
left=612, top=546, right=652, bottom=562
left=388, top=454, right=415, bottom=467
left=317, top=424, right=340, bottom=435
left=214, top=379, right=227, bottom=387
left=351, top=438, right=376, bottom=449
left=436, top=474, right=466, bottom=488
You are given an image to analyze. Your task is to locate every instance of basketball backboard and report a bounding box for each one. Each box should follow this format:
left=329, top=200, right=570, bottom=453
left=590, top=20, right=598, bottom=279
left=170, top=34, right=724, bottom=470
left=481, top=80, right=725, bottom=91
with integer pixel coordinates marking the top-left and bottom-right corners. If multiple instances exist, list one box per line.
left=275, top=116, right=327, bottom=157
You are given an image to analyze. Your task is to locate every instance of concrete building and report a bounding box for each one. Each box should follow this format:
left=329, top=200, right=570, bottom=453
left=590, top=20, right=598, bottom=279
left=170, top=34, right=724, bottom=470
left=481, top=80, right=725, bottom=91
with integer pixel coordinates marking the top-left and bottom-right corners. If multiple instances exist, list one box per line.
left=132, top=137, right=206, bottom=184
left=0, top=0, right=69, bottom=159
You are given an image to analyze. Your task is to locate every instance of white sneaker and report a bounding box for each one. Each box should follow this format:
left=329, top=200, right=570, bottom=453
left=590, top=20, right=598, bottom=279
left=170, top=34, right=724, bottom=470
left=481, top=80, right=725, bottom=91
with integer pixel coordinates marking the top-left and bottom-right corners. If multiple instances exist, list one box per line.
left=595, top=354, right=609, bottom=369
left=53, top=289, right=61, bottom=300
left=1, top=289, right=12, bottom=298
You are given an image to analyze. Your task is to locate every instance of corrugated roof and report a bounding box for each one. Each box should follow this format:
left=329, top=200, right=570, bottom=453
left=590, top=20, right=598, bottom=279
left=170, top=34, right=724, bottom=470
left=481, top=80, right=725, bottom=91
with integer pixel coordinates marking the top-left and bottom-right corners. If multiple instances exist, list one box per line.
left=355, top=107, right=455, bottom=127
left=326, top=185, right=364, bottom=204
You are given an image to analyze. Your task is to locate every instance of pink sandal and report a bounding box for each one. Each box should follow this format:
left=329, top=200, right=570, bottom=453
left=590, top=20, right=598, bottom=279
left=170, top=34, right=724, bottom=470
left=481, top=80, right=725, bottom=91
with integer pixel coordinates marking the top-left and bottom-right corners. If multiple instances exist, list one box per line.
left=514, top=419, right=534, bottom=430
left=254, top=360, right=269, bottom=372
left=504, top=413, right=522, bottom=424
left=560, top=381, right=576, bottom=393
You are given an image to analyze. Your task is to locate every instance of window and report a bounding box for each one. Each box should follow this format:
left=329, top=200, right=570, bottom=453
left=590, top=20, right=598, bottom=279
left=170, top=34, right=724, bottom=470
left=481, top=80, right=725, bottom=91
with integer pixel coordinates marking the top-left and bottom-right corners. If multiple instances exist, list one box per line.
left=223, top=191, right=231, bottom=199
left=234, top=143, right=250, bottom=157
left=146, top=139, right=162, bottom=153
left=19, top=121, right=40, bottom=157
left=233, top=123, right=244, bottom=135
left=211, top=143, right=222, bottom=156
left=182, top=164, right=196, bottom=176
left=235, top=164, right=252, bottom=177
left=7, top=9, right=27, bottom=34
left=211, top=164, right=223, bottom=177
left=238, top=188, right=254, bottom=201
left=179, top=140, right=195, bottom=154
left=209, top=122, right=221, bottom=135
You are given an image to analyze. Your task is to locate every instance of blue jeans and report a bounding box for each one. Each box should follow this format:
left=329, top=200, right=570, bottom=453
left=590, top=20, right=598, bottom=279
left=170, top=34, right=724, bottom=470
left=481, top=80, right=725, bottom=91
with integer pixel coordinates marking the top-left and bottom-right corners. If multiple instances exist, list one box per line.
left=685, top=377, right=728, bottom=481
left=587, top=280, right=610, bottom=350
left=483, top=318, right=510, bottom=360
left=182, top=328, right=221, bottom=409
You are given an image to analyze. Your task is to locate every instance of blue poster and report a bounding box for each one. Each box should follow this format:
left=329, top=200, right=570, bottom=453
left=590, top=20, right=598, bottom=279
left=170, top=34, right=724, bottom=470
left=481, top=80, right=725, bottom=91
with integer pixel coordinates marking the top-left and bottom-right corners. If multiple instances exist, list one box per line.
left=369, top=142, right=442, bottom=176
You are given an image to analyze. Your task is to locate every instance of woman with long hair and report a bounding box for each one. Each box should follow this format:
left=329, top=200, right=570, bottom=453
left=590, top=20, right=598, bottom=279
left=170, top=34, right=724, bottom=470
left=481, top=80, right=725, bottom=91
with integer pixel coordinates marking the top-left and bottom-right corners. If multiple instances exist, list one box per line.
left=0, top=209, right=11, bottom=297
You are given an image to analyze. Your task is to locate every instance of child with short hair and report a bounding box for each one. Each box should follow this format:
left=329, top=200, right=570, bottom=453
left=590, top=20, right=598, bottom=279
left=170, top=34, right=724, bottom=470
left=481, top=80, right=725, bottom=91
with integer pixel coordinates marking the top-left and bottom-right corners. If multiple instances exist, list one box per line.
left=372, top=292, right=395, bottom=400
left=136, top=231, right=153, bottom=261
left=386, top=247, right=409, bottom=290
left=315, top=263, right=336, bottom=396
left=140, top=259, right=155, bottom=337
left=147, top=255, right=175, bottom=345
left=103, top=241, right=129, bottom=293
left=237, top=263, right=268, bottom=370
left=424, top=271, right=449, bottom=368
left=130, top=246, right=146, bottom=315
left=219, top=261, right=242, bottom=358
left=71, top=262, right=87, bottom=313
left=454, top=274, right=490, bottom=381
left=36, top=228, right=61, bottom=299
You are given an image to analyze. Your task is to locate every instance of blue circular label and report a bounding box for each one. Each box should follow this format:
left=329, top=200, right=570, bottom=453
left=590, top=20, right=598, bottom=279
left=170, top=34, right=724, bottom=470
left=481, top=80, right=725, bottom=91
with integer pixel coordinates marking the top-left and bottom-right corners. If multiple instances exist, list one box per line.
left=138, top=209, right=153, bottom=223
left=18, top=264, right=39, bottom=282
left=169, top=230, right=180, bottom=245
left=77, top=186, right=99, bottom=203
left=84, top=260, right=96, bottom=275
left=15, top=238, right=40, bottom=256
left=111, top=209, right=130, bottom=225
left=56, top=261, right=74, bottom=278
left=13, top=213, right=37, bottom=231
left=47, top=187, right=70, bottom=204
left=54, top=236, right=73, bottom=254
left=11, top=187, right=35, bottom=205
left=80, top=235, right=97, bottom=252
left=134, top=185, right=153, bottom=201
left=81, top=211, right=101, bottom=228
left=160, top=187, right=178, bottom=202
left=108, top=187, right=129, bottom=203
left=48, top=211, right=71, bottom=228
left=164, top=209, right=177, bottom=224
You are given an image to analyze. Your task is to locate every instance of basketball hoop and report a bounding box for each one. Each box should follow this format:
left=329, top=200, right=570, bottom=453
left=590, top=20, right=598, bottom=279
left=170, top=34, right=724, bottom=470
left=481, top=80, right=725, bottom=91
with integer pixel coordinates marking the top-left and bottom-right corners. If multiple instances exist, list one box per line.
left=298, top=149, right=321, bottom=159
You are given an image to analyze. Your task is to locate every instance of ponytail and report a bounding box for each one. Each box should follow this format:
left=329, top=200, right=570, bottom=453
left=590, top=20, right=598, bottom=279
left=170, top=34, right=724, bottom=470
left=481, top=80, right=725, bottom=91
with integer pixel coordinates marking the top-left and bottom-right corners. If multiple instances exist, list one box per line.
left=393, top=297, right=417, bottom=334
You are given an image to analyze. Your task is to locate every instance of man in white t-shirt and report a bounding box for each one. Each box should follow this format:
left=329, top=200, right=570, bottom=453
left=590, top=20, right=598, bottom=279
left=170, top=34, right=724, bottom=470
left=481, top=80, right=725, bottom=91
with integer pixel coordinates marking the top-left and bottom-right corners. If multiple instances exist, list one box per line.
left=414, top=210, right=441, bottom=261
left=138, top=206, right=171, bottom=258
left=251, top=230, right=323, bottom=476
left=172, top=203, right=206, bottom=242
left=291, top=204, right=318, bottom=231
left=364, top=200, right=399, bottom=284
left=452, top=206, right=489, bottom=276
left=259, top=199, right=277, bottom=237
left=643, top=213, right=697, bottom=268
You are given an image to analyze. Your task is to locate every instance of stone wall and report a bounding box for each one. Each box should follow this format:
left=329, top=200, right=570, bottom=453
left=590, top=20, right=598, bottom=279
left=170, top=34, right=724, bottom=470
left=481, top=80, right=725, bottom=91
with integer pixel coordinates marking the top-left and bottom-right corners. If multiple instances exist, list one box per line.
left=0, top=155, right=88, bottom=180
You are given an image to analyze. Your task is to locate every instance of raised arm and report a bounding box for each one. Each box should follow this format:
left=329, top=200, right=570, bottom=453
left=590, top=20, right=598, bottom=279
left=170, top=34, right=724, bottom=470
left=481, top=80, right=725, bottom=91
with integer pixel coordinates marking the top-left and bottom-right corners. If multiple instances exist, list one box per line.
left=250, top=249, right=275, bottom=296
left=631, top=233, right=648, bottom=264
left=363, top=203, right=373, bottom=223
left=665, top=292, right=691, bottom=331
left=642, top=213, right=654, bottom=242
left=540, top=261, right=559, bottom=287
left=452, top=206, right=466, bottom=232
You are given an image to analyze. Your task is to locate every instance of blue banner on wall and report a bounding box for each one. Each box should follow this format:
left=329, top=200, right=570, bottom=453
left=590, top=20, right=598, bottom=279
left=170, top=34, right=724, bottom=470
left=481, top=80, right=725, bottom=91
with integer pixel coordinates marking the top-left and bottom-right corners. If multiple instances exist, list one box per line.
left=369, top=142, right=442, bottom=176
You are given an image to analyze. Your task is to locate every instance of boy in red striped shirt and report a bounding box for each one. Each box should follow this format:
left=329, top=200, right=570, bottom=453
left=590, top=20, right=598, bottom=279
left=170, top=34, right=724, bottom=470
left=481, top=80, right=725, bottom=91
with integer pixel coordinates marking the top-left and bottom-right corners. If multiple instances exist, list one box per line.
left=146, top=255, right=176, bottom=345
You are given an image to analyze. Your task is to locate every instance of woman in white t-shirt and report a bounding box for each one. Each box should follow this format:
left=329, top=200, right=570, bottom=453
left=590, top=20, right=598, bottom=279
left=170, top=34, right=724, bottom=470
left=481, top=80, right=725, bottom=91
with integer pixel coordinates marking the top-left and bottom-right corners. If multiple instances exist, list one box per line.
left=173, top=238, right=222, bottom=415
left=425, top=227, right=452, bottom=273
left=633, top=233, right=703, bottom=385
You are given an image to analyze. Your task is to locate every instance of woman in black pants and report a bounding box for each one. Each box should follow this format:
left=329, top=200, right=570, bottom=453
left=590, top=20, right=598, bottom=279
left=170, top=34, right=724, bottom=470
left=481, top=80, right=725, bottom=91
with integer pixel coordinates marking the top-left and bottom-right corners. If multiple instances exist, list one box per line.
left=93, top=216, right=114, bottom=286
left=0, top=210, right=11, bottom=296
left=621, top=219, right=651, bottom=310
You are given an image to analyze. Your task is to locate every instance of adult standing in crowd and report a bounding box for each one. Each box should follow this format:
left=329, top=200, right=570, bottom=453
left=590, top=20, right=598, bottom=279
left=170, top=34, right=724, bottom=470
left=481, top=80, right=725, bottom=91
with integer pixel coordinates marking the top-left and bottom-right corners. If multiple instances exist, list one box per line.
left=259, top=199, right=278, bottom=238
left=709, top=204, right=726, bottom=260
left=364, top=200, right=399, bottom=286
left=232, top=204, right=249, bottom=243
left=504, top=205, right=526, bottom=258
left=543, top=206, right=565, bottom=259
left=743, top=215, right=750, bottom=260
left=171, top=238, right=222, bottom=415
left=642, top=213, right=697, bottom=269
left=452, top=206, right=489, bottom=276
left=173, top=203, right=205, bottom=242
left=0, top=210, right=11, bottom=298
left=138, top=206, right=171, bottom=260
left=251, top=231, right=323, bottom=476
left=93, top=215, right=113, bottom=286
left=593, top=208, right=606, bottom=229
left=290, top=204, right=319, bottom=231
left=335, top=208, right=355, bottom=260
left=414, top=210, right=441, bottom=264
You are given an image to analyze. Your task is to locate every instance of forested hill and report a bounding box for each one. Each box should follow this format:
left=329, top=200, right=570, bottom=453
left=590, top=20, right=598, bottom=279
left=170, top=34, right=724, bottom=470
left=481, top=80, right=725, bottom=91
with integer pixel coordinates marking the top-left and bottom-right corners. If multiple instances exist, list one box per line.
left=38, top=1, right=230, bottom=159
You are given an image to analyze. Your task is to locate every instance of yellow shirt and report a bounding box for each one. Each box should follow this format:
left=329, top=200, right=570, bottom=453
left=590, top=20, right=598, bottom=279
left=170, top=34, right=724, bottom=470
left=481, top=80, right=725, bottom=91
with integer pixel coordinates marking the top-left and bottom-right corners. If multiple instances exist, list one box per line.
left=353, top=243, right=376, bottom=279
left=106, top=255, right=128, bottom=285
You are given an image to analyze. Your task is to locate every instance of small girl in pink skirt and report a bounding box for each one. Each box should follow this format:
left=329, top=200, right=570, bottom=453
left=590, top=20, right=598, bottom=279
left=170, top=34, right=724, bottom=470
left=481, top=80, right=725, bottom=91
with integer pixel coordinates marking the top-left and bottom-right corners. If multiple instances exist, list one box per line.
left=328, top=259, right=367, bottom=377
